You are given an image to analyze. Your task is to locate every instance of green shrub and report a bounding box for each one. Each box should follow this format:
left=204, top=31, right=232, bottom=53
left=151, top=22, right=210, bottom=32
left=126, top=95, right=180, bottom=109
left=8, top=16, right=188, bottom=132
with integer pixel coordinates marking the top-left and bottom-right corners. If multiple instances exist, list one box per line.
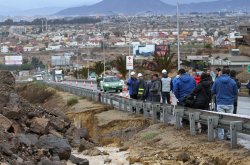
left=67, top=97, right=79, bottom=106
left=141, top=132, right=159, bottom=141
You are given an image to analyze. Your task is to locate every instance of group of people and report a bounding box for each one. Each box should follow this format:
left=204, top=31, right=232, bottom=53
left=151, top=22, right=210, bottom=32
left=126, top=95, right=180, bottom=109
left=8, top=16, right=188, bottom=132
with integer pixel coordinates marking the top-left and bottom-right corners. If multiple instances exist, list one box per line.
left=127, top=67, right=241, bottom=114
left=127, top=67, right=242, bottom=140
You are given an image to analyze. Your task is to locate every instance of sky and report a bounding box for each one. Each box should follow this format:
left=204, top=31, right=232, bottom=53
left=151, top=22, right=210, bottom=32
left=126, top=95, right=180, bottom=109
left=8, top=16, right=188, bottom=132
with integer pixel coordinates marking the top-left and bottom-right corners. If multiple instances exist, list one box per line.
left=0, top=0, right=215, bottom=10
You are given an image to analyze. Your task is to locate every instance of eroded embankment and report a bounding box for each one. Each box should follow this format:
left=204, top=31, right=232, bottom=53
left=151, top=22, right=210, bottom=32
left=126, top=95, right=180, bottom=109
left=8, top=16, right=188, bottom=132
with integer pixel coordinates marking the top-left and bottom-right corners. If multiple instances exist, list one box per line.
left=67, top=107, right=150, bottom=146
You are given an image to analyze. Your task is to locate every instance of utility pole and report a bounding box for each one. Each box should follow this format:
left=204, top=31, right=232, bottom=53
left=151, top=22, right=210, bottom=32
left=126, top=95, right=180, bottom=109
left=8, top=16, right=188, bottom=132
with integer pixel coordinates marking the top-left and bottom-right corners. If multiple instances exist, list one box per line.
left=128, top=23, right=131, bottom=79
left=177, top=0, right=181, bottom=70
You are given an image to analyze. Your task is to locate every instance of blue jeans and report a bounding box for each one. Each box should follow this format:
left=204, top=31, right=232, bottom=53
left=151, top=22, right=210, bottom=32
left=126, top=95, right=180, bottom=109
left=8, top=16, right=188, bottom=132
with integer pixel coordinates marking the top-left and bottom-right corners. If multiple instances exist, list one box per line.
left=217, top=105, right=233, bottom=139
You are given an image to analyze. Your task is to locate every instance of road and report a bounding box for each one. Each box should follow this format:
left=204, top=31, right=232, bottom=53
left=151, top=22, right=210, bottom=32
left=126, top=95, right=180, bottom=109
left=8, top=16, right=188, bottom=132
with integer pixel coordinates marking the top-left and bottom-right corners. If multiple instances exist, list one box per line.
left=59, top=81, right=250, bottom=116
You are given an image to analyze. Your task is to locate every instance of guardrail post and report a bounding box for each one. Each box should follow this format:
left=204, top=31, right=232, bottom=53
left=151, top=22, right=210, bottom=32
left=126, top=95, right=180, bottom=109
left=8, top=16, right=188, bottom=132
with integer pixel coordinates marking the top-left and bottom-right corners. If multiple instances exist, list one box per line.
left=162, top=103, right=168, bottom=125
left=123, top=98, right=127, bottom=111
left=152, top=104, right=160, bottom=124
left=128, top=100, right=132, bottom=112
left=119, top=97, right=122, bottom=110
left=207, top=116, right=219, bottom=141
left=189, top=113, right=196, bottom=136
left=132, top=100, right=137, bottom=113
left=110, top=95, right=114, bottom=107
left=136, top=101, right=143, bottom=115
left=175, top=109, right=184, bottom=129
left=101, top=93, right=104, bottom=103
left=105, top=94, right=109, bottom=105
left=143, top=103, right=151, bottom=119
left=230, top=121, right=243, bottom=149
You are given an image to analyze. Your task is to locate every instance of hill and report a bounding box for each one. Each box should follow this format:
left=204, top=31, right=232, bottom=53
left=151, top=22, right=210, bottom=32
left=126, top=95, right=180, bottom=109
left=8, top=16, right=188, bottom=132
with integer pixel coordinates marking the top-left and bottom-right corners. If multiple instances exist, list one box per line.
left=56, top=0, right=175, bottom=16
left=56, top=0, right=250, bottom=16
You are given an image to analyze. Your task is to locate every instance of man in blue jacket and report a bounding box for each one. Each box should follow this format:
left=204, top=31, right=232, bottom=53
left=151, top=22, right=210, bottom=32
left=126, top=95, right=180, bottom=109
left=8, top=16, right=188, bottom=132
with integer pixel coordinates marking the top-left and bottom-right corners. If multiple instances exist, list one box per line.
left=174, top=69, right=196, bottom=106
left=211, top=67, right=238, bottom=139
left=127, top=71, right=139, bottom=99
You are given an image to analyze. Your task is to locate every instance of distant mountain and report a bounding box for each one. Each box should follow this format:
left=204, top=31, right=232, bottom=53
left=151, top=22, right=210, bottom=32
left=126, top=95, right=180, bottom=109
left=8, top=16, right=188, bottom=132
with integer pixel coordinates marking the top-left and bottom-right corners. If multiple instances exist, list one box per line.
left=16, top=7, right=65, bottom=16
left=55, top=0, right=176, bottom=16
left=56, top=0, right=250, bottom=16
left=160, top=0, right=216, bottom=5
left=180, top=0, right=250, bottom=13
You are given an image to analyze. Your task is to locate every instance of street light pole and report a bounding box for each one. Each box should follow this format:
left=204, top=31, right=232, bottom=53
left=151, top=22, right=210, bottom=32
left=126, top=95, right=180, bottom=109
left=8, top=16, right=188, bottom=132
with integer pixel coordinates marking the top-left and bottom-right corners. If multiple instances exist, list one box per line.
left=177, top=0, right=181, bottom=70
left=128, top=23, right=131, bottom=79
left=103, top=39, right=105, bottom=77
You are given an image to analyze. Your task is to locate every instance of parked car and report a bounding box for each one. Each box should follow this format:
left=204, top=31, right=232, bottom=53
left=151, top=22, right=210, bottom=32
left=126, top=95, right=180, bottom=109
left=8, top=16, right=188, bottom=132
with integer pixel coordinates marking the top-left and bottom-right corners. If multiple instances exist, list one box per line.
left=33, top=75, right=43, bottom=81
left=98, top=76, right=123, bottom=92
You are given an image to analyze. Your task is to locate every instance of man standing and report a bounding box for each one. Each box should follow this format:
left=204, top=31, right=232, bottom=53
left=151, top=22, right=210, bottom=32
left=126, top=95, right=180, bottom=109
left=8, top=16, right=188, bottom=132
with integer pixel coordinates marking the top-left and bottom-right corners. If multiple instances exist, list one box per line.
left=127, top=71, right=138, bottom=99
left=161, top=69, right=172, bottom=104
left=174, top=69, right=196, bottom=106
left=149, top=74, right=161, bottom=102
left=137, top=73, right=147, bottom=101
left=230, top=70, right=241, bottom=114
left=212, top=67, right=238, bottom=139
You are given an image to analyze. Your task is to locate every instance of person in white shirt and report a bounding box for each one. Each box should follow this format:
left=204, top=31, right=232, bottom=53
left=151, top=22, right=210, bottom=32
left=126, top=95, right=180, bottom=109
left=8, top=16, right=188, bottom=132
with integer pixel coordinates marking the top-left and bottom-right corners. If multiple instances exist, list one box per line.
left=161, top=69, right=172, bottom=104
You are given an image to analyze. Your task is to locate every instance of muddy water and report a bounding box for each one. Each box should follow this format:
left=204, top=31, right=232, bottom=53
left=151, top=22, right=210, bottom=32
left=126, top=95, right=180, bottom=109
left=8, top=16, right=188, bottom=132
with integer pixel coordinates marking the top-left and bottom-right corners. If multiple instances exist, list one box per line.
left=71, top=147, right=142, bottom=165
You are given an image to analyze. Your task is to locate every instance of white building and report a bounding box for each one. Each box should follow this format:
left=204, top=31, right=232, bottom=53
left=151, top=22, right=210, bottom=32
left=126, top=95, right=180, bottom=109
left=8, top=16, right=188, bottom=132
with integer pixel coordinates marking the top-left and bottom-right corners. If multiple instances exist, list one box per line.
left=9, top=26, right=26, bottom=34
left=46, top=45, right=61, bottom=51
left=1, top=45, right=9, bottom=53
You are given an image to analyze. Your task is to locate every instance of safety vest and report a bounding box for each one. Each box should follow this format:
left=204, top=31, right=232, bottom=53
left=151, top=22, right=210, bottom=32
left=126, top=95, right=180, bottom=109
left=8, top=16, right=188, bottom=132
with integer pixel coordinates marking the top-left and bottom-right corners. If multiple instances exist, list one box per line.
left=138, top=88, right=144, bottom=95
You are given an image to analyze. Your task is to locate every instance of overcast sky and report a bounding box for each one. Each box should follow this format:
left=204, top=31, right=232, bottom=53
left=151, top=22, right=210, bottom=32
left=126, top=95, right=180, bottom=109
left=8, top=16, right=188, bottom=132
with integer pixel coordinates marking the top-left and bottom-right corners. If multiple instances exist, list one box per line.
left=0, top=0, right=215, bottom=10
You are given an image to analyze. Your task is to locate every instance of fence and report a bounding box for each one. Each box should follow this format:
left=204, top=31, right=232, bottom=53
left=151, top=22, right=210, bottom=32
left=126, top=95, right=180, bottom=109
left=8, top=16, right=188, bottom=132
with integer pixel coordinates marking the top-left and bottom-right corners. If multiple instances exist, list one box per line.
left=47, top=82, right=250, bottom=149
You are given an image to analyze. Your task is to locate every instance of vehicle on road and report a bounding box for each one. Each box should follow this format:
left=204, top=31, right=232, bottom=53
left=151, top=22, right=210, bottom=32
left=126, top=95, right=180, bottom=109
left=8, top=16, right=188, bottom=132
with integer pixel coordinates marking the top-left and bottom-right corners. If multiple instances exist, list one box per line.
left=98, top=76, right=123, bottom=92
left=88, top=76, right=96, bottom=80
left=33, top=75, right=43, bottom=81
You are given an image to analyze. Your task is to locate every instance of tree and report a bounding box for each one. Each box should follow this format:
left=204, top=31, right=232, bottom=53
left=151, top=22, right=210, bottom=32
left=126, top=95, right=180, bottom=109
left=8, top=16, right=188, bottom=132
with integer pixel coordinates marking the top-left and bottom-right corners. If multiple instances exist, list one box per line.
left=112, top=56, right=128, bottom=79
left=153, top=52, right=176, bottom=73
left=23, top=58, right=29, bottom=64
left=95, top=61, right=104, bottom=77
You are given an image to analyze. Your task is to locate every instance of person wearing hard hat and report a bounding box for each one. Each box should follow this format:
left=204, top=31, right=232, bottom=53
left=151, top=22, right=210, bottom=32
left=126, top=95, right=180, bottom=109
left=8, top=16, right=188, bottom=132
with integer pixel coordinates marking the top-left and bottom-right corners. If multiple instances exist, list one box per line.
left=137, top=73, right=147, bottom=101
left=161, top=69, right=172, bottom=104
left=127, top=71, right=139, bottom=99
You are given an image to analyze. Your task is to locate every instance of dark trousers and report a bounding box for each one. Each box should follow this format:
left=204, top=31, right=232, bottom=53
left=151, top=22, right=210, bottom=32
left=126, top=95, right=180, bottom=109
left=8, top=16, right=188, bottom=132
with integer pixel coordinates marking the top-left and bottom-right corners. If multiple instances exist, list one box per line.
left=130, top=94, right=137, bottom=100
left=162, top=92, right=171, bottom=104
left=233, top=102, right=238, bottom=114
left=151, top=95, right=161, bottom=103
left=130, top=94, right=137, bottom=112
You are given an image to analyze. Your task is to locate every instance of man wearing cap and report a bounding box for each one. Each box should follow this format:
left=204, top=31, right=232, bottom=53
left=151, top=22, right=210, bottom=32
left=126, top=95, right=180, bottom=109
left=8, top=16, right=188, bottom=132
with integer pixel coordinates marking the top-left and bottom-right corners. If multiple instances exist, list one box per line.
left=127, top=71, right=139, bottom=99
left=137, top=73, right=147, bottom=101
left=161, top=69, right=172, bottom=104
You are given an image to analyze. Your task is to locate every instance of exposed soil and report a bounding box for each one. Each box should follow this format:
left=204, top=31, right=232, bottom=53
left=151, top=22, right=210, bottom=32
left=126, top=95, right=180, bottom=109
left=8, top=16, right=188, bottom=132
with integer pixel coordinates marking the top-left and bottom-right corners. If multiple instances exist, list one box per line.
left=44, top=89, right=250, bottom=165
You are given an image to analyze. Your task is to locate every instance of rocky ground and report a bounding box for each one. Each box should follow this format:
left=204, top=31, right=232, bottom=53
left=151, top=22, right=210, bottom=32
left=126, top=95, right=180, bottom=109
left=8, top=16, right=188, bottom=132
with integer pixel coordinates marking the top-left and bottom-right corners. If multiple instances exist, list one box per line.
left=0, top=71, right=90, bottom=165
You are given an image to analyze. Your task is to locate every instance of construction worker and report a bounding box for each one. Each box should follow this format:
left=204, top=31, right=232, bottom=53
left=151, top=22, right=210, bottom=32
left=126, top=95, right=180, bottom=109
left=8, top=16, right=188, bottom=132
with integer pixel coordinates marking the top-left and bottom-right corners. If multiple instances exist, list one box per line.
left=137, top=73, right=147, bottom=101
left=161, top=69, right=172, bottom=104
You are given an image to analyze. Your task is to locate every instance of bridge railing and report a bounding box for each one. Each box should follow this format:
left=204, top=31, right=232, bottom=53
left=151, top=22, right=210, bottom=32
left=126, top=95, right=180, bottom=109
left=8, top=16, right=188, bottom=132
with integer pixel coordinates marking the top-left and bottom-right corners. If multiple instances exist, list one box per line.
left=47, top=82, right=250, bottom=149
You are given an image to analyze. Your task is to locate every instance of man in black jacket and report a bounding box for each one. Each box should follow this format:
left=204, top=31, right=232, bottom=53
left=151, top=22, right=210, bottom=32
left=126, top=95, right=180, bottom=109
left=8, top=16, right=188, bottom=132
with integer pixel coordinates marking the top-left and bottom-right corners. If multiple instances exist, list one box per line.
left=230, top=70, right=241, bottom=114
left=192, top=73, right=212, bottom=110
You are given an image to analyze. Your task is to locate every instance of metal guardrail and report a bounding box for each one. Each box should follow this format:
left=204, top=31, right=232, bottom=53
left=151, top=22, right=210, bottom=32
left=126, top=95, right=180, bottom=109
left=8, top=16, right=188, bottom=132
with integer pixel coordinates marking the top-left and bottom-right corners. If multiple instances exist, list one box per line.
left=47, top=82, right=250, bottom=149
left=65, top=79, right=97, bottom=84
